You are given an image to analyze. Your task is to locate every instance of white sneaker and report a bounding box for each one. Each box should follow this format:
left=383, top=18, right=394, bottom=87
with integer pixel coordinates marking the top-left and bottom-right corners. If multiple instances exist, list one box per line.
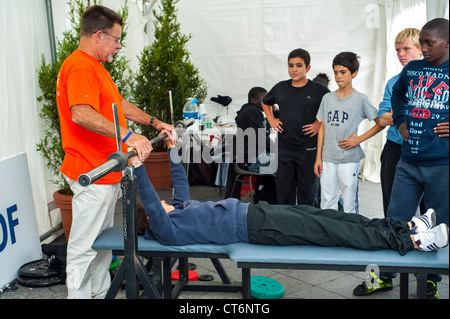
left=414, top=224, right=449, bottom=252
left=411, top=209, right=436, bottom=233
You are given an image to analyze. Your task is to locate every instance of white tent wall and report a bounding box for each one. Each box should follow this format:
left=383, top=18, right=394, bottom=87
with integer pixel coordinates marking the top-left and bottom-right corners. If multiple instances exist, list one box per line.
left=0, top=0, right=448, bottom=237
left=427, top=0, right=450, bottom=20
left=0, top=0, right=57, bottom=237
left=51, top=0, right=151, bottom=74
left=173, top=0, right=430, bottom=183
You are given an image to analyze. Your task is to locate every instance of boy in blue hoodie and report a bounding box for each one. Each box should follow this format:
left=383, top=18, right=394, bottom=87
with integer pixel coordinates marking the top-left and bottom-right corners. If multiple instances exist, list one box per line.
left=388, top=18, right=449, bottom=298
left=378, top=28, right=425, bottom=217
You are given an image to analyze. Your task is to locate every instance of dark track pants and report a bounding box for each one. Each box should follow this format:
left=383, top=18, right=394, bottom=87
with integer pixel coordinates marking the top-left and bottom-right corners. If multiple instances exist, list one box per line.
left=276, top=148, right=319, bottom=206
left=380, top=140, right=425, bottom=217
left=380, top=140, right=403, bottom=216
left=247, top=204, right=414, bottom=255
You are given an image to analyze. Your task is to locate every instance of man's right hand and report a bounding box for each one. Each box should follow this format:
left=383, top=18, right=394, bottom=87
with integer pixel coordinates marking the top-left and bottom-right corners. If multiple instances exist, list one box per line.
left=127, top=147, right=143, bottom=168
left=125, top=132, right=153, bottom=162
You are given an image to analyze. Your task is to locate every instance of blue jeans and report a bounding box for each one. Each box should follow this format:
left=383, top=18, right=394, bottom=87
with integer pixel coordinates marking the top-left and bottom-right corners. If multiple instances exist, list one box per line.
left=387, top=160, right=449, bottom=226
left=385, top=160, right=449, bottom=282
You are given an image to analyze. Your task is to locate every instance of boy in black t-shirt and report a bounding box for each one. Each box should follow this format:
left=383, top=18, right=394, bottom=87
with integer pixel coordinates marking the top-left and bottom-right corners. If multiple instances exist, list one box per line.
left=262, top=48, right=329, bottom=205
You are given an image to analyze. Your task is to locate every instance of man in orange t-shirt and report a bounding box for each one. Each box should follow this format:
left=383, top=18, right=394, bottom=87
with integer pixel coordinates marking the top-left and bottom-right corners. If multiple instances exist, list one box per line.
left=56, top=5, right=174, bottom=299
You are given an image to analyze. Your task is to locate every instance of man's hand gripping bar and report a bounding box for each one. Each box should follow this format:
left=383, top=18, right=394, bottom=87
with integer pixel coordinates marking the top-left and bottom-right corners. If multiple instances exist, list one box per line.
left=78, top=118, right=194, bottom=186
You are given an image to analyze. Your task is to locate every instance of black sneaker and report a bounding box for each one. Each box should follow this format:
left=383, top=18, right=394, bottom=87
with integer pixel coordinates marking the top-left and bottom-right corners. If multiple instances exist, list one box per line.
left=426, top=280, right=440, bottom=299
left=353, top=274, right=393, bottom=296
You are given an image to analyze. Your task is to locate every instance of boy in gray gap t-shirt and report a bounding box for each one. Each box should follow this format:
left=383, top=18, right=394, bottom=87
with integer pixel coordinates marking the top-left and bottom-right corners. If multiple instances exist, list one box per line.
left=317, top=90, right=379, bottom=163
left=314, top=52, right=384, bottom=214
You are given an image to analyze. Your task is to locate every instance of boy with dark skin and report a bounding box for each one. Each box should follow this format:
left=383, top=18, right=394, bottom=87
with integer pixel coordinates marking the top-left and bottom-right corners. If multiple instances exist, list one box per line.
left=357, top=18, right=449, bottom=299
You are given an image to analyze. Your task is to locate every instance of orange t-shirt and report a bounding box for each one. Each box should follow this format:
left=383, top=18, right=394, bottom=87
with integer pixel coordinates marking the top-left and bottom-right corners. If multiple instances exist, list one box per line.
left=56, top=49, right=127, bottom=184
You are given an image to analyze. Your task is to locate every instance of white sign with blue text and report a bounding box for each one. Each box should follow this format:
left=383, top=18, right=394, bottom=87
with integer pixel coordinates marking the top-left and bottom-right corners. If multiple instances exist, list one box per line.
left=0, top=153, right=41, bottom=289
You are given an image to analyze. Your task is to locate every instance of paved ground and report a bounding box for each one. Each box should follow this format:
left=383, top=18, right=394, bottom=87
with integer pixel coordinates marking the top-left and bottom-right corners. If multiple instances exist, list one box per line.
left=0, top=179, right=448, bottom=300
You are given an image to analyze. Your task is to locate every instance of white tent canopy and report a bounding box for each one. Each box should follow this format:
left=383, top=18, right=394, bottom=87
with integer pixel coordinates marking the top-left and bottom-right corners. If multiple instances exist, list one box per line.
left=1, top=0, right=448, bottom=236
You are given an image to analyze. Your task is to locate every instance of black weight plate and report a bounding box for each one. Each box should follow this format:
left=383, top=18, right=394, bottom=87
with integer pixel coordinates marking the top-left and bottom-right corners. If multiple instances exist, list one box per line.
left=18, top=259, right=62, bottom=278
left=198, top=274, right=214, bottom=281
left=17, top=275, right=64, bottom=288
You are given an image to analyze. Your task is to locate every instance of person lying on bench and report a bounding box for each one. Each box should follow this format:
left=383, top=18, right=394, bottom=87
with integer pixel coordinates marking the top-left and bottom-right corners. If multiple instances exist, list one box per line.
left=130, top=132, right=449, bottom=256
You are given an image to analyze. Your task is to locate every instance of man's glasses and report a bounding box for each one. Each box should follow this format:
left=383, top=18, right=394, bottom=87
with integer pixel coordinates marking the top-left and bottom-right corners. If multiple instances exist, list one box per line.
left=97, top=30, right=121, bottom=44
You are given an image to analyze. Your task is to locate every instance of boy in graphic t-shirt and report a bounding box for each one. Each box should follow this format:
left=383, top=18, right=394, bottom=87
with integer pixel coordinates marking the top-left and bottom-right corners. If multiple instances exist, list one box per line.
left=388, top=18, right=449, bottom=228
left=384, top=18, right=448, bottom=300
left=314, top=52, right=384, bottom=214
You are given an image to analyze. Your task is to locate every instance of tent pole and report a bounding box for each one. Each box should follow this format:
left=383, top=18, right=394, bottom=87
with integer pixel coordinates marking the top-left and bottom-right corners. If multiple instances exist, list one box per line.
left=45, top=0, right=57, bottom=64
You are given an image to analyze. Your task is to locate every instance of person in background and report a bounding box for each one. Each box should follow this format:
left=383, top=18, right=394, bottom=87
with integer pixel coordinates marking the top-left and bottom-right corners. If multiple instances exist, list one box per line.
left=262, top=48, right=329, bottom=206
left=225, top=87, right=277, bottom=204
left=312, top=73, right=331, bottom=88
left=353, top=28, right=425, bottom=297
left=388, top=18, right=449, bottom=299
left=378, top=28, right=425, bottom=217
left=314, top=52, right=384, bottom=214
left=313, top=73, right=344, bottom=211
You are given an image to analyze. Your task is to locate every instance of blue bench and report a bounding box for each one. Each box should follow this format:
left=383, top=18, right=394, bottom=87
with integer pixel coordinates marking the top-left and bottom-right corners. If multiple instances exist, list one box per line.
left=93, top=226, right=240, bottom=299
left=93, top=226, right=449, bottom=299
left=227, top=243, right=449, bottom=298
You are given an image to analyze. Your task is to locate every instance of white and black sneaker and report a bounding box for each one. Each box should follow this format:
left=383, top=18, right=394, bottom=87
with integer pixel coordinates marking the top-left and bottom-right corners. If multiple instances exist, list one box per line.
left=414, top=223, right=449, bottom=252
left=411, top=209, right=436, bottom=234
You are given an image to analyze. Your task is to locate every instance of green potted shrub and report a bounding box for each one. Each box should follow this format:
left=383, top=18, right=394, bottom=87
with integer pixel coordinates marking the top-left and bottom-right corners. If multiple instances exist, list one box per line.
left=36, top=0, right=132, bottom=241
left=132, top=0, right=207, bottom=189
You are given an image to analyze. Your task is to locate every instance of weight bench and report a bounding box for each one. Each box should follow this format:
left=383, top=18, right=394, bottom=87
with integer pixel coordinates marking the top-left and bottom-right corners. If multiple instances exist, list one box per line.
left=93, top=226, right=242, bottom=299
left=94, top=226, right=449, bottom=299
left=227, top=243, right=449, bottom=299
